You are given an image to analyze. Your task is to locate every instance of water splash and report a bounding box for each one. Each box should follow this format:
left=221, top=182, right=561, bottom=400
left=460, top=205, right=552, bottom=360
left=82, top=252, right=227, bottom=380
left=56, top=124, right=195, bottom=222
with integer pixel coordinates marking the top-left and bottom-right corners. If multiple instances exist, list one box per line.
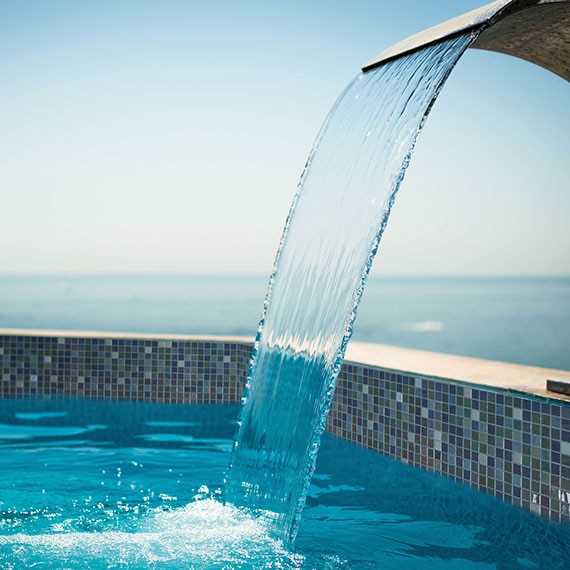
left=0, top=499, right=305, bottom=569
left=225, top=33, right=476, bottom=544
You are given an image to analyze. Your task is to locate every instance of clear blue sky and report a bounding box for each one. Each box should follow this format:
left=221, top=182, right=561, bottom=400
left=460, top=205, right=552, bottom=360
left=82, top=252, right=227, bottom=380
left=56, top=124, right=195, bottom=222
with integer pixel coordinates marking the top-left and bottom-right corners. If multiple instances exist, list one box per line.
left=1, top=0, right=568, bottom=276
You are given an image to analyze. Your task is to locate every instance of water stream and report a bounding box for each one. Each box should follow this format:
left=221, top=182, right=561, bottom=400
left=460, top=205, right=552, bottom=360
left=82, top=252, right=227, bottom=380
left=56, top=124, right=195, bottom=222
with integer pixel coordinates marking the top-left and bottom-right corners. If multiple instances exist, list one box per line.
left=224, top=32, right=477, bottom=544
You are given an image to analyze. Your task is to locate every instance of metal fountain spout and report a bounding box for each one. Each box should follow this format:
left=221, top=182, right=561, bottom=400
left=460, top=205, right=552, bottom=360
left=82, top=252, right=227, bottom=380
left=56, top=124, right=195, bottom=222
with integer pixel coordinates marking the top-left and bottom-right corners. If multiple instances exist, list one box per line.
left=363, top=0, right=570, bottom=81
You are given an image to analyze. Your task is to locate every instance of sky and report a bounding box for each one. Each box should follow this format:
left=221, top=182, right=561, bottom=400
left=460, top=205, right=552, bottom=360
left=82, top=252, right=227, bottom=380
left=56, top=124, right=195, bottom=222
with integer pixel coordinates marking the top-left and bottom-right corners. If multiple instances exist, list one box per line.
left=1, top=0, right=568, bottom=277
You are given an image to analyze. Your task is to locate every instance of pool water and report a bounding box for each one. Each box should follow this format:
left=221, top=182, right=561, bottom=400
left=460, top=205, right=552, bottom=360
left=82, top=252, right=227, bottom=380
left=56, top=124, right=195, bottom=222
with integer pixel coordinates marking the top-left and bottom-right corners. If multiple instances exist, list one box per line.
left=0, top=399, right=568, bottom=569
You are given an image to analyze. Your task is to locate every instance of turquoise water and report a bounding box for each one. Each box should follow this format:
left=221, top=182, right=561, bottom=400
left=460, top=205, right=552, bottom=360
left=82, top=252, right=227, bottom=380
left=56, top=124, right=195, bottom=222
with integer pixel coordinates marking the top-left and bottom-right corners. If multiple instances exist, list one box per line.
left=0, top=399, right=568, bottom=569
left=225, top=35, right=478, bottom=542
left=1, top=274, right=568, bottom=372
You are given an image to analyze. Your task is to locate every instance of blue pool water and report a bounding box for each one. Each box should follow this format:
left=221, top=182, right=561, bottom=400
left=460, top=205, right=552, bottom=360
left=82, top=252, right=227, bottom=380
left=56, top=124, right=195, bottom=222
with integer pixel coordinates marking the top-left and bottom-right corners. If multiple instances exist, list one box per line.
left=0, top=398, right=568, bottom=569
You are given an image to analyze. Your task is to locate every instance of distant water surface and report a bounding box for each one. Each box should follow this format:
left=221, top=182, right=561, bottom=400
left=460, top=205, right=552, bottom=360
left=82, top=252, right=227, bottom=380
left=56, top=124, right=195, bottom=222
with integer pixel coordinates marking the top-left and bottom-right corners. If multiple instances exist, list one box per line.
left=0, top=275, right=568, bottom=371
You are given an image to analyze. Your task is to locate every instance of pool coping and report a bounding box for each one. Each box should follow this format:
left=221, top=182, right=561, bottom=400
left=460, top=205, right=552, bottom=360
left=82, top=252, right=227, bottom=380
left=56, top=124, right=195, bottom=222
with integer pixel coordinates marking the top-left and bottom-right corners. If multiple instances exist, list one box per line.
left=344, top=341, right=570, bottom=403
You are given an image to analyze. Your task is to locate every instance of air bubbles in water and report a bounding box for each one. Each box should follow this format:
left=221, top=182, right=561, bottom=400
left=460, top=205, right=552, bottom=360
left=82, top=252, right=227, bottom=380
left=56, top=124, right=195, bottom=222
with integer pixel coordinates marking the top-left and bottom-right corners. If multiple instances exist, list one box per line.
left=0, top=499, right=305, bottom=569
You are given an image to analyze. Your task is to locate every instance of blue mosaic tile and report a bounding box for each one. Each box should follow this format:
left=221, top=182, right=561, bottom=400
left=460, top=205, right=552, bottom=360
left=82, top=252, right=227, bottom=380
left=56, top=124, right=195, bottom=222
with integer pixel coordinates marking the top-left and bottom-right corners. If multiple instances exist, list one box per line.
left=327, top=361, right=570, bottom=524
left=0, top=334, right=249, bottom=405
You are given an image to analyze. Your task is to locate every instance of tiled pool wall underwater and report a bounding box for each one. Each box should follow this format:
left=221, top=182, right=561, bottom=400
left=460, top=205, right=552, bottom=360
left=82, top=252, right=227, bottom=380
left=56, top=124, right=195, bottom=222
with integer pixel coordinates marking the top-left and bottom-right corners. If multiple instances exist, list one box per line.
left=1, top=331, right=570, bottom=524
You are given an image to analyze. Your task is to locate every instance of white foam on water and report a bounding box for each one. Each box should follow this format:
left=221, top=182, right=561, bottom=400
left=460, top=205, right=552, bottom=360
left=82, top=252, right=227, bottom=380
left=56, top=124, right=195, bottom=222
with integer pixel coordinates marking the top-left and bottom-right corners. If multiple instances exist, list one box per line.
left=0, top=499, right=304, bottom=569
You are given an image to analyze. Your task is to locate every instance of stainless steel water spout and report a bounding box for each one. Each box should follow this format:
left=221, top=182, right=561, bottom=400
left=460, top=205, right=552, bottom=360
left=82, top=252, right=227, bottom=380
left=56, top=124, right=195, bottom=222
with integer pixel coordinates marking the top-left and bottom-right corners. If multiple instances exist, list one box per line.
left=363, top=0, right=570, bottom=81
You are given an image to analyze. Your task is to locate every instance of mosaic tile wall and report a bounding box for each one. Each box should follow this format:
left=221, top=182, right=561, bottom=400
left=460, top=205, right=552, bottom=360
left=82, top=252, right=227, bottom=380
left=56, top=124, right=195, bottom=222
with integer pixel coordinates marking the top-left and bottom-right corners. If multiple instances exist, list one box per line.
left=1, top=332, right=569, bottom=524
left=0, top=334, right=250, bottom=404
left=328, top=362, right=570, bottom=524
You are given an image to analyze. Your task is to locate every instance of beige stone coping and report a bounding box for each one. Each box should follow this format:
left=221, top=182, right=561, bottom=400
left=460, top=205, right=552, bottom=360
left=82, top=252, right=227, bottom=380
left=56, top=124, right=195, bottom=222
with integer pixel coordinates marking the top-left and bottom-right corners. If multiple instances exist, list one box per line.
left=344, top=341, right=570, bottom=403
left=0, top=328, right=253, bottom=344
left=2, top=328, right=570, bottom=403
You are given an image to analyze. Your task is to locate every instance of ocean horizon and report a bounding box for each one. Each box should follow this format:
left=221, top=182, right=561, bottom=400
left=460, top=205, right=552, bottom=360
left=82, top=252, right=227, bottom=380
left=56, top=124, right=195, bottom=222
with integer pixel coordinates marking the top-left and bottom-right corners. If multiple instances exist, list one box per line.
left=1, top=274, right=568, bottom=372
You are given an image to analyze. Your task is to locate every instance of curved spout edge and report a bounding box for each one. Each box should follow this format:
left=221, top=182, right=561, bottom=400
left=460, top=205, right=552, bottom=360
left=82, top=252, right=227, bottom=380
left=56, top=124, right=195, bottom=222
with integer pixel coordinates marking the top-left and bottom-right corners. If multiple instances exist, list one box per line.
left=362, top=0, right=570, bottom=82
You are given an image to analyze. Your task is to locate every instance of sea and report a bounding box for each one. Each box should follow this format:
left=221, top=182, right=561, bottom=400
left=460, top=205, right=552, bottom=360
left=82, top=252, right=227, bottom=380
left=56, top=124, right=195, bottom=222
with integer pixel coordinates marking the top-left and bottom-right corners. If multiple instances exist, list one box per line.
left=0, top=274, right=568, bottom=372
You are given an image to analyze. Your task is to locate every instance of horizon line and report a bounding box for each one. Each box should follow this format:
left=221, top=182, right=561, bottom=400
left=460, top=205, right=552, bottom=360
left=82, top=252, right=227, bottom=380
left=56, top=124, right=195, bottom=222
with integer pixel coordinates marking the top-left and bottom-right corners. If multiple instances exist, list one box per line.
left=1, top=272, right=569, bottom=279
